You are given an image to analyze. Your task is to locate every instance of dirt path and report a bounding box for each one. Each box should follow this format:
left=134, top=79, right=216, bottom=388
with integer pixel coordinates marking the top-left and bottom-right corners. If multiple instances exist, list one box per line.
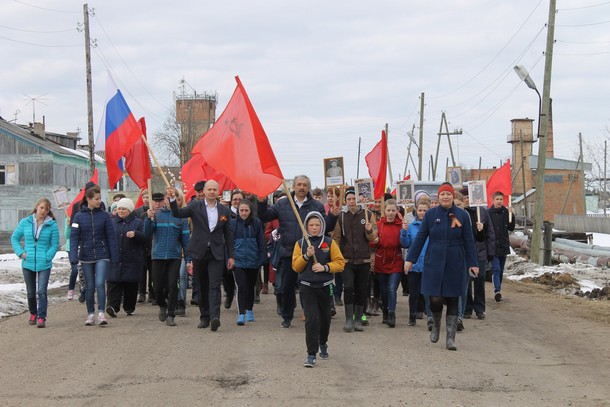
left=0, top=280, right=609, bottom=406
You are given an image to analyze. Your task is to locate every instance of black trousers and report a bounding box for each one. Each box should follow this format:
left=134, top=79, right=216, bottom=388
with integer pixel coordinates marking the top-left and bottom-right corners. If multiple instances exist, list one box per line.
left=342, top=263, right=370, bottom=307
left=222, top=267, right=235, bottom=298
left=233, top=267, right=258, bottom=314
left=407, top=272, right=422, bottom=317
left=193, top=249, right=224, bottom=321
left=107, top=281, right=139, bottom=313
left=152, top=259, right=181, bottom=317
left=299, top=284, right=332, bottom=356
left=139, top=255, right=154, bottom=299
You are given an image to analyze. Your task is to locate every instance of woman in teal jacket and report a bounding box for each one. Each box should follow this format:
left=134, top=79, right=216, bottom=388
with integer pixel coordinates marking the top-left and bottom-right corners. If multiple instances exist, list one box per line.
left=11, top=197, right=60, bottom=328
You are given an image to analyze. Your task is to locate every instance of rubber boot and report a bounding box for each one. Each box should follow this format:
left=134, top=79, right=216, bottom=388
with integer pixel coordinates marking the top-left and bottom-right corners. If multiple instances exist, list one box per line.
left=387, top=311, right=396, bottom=328
left=446, top=315, right=458, bottom=351
left=430, top=312, right=442, bottom=343
left=382, top=309, right=389, bottom=325
left=354, top=305, right=364, bottom=332
left=343, top=305, right=354, bottom=332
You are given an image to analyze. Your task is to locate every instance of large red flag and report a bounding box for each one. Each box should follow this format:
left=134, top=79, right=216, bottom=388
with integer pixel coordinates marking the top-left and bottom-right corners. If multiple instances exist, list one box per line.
left=124, top=117, right=152, bottom=189
left=66, top=169, right=99, bottom=218
left=191, top=76, right=283, bottom=197
left=182, top=153, right=236, bottom=202
left=365, top=130, right=388, bottom=199
left=486, top=159, right=512, bottom=206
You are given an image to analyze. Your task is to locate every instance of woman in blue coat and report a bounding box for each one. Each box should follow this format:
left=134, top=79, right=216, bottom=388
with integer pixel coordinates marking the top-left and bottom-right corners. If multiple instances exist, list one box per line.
left=404, top=183, right=478, bottom=351
left=106, top=198, right=147, bottom=317
left=231, top=199, right=266, bottom=325
left=11, top=197, right=59, bottom=328
left=70, top=186, right=118, bottom=326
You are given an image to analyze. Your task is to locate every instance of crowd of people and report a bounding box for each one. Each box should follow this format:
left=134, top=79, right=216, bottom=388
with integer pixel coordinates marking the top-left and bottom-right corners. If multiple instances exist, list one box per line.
left=10, top=175, right=514, bottom=368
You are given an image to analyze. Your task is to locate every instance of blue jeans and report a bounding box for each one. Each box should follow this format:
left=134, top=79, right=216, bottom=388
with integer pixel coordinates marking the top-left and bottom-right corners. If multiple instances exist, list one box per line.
left=23, top=268, right=50, bottom=319
left=178, top=260, right=187, bottom=302
left=492, top=256, right=507, bottom=293
left=378, top=272, right=401, bottom=312
left=82, top=261, right=109, bottom=314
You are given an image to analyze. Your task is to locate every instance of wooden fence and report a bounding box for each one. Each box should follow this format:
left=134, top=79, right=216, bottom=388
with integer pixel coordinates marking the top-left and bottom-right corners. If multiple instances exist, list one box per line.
left=554, top=214, right=610, bottom=234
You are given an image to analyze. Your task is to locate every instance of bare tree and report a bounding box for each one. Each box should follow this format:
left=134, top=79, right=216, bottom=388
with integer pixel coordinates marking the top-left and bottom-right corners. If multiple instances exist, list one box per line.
left=151, top=106, right=181, bottom=166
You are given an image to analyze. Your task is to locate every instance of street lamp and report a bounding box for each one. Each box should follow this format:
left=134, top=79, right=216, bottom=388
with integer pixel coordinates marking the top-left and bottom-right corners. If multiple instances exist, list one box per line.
left=514, top=64, right=548, bottom=265
left=514, top=65, right=542, bottom=138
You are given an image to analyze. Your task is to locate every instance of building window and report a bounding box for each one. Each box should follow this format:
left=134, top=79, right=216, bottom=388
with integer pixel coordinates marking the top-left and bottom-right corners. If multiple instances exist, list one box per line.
left=0, top=164, right=17, bottom=185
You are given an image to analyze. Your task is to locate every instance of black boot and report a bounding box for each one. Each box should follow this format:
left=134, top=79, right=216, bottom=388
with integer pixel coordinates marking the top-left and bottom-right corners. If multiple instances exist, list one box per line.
left=408, top=314, right=416, bottom=326
left=276, top=294, right=282, bottom=316
left=430, top=312, right=442, bottom=343
left=343, top=305, right=354, bottom=332
left=387, top=311, right=396, bottom=328
left=354, top=305, right=364, bottom=332
left=382, top=309, right=389, bottom=325
left=446, top=315, right=458, bottom=350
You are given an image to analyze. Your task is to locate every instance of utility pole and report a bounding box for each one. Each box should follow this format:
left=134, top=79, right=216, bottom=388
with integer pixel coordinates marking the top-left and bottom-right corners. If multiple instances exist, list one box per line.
left=530, top=0, right=556, bottom=264
left=83, top=3, right=95, bottom=176
left=580, top=132, right=586, bottom=214
left=385, top=123, right=393, bottom=185
left=356, top=137, right=361, bottom=179
left=432, top=112, right=462, bottom=181
left=418, top=92, right=424, bottom=181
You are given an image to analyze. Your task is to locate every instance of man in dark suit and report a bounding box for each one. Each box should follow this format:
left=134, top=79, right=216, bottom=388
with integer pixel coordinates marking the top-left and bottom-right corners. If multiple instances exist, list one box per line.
left=168, top=180, right=234, bottom=331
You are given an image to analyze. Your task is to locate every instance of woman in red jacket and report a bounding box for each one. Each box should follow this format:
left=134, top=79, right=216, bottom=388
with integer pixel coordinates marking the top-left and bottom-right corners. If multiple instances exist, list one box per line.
left=373, top=199, right=403, bottom=328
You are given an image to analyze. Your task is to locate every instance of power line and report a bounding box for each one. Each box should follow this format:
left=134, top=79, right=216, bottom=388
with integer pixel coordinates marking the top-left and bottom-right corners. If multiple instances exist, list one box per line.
left=0, top=24, right=76, bottom=33
left=0, top=35, right=81, bottom=47
left=431, top=0, right=544, bottom=100
left=560, top=1, right=610, bottom=11
left=13, top=0, right=80, bottom=13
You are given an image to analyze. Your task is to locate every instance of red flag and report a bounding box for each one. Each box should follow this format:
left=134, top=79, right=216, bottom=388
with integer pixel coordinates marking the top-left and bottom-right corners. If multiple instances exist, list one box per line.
left=66, top=169, right=99, bottom=218
left=134, top=190, right=144, bottom=209
left=486, top=160, right=512, bottom=206
left=125, top=117, right=152, bottom=189
left=191, top=76, right=283, bottom=197
left=182, top=153, right=236, bottom=202
left=365, top=130, right=388, bottom=199
left=124, top=117, right=152, bottom=189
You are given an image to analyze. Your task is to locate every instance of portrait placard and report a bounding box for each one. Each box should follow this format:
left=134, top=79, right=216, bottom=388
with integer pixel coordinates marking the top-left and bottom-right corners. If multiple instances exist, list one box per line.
left=324, top=157, right=345, bottom=187
left=354, top=178, right=374, bottom=205
left=467, top=180, right=487, bottom=207
left=52, top=187, right=70, bottom=210
left=222, top=190, right=232, bottom=202
left=447, top=166, right=463, bottom=188
left=396, top=180, right=415, bottom=205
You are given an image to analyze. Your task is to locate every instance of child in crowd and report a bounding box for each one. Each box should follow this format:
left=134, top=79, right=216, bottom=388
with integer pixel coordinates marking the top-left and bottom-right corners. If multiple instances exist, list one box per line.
left=292, top=212, right=345, bottom=368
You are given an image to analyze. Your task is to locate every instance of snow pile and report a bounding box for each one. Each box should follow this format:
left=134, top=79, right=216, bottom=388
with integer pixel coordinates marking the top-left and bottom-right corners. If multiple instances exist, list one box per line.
left=0, top=252, right=71, bottom=318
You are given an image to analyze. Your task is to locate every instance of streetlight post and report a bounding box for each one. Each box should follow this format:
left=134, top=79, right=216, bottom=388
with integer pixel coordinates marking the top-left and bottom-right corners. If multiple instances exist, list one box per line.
left=514, top=0, right=556, bottom=265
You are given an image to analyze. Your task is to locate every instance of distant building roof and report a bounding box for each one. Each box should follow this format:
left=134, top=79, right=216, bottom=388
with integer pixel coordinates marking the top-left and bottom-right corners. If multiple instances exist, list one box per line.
left=529, top=155, right=592, bottom=172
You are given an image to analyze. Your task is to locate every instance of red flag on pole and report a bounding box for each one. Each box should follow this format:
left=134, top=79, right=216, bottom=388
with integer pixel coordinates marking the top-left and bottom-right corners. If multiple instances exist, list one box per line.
left=182, top=153, right=237, bottom=202
left=124, top=117, right=152, bottom=189
left=191, top=76, right=283, bottom=197
left=365, top=130, right=388, bottom=199
left=66, top=169, right=99, bottom=218
left=486, top=159, right=512, bottom=206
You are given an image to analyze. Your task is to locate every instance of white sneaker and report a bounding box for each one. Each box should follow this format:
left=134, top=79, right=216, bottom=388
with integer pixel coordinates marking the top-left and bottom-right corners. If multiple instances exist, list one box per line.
left=98, top=312, right=108, bottom=326
left=85, top=314, right=95, bottom=326
left=67, top=290, right=74, bottom=300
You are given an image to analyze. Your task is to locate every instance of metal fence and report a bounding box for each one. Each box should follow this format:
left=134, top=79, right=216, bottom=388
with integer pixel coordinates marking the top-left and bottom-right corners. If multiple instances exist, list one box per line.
left=554, top=214, right=610, bottom=233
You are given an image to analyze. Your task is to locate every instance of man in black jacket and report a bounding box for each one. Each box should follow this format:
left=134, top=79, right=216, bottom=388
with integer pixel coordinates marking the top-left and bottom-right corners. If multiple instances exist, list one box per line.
left=488, top=191, right=515, bottom=302
left=168, top=180, right=234, bottom=331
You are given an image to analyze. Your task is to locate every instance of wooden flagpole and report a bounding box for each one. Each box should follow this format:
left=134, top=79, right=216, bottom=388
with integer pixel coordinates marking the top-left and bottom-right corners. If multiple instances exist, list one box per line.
left=281, top=180, right=317, bottom=263
left=140, top=135, right=170, bottom=188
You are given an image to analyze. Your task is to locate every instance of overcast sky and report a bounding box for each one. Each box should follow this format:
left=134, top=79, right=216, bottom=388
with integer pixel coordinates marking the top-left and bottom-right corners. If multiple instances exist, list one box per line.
left=2, top=0, right=609, bottom=189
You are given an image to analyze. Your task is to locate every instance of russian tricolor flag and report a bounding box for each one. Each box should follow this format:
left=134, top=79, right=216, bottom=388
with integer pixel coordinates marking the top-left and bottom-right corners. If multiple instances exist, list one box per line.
left=95, top=72, right=143, bottom=188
